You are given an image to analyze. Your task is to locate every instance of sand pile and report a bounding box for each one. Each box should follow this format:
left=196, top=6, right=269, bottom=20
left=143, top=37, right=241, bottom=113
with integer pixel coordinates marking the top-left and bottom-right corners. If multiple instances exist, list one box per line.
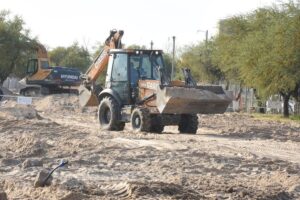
left=34, top=94, right=80, bottom=113
left=200, top=113, right=300, bottom=142
left=0, top=105, right=41, bottom=120
left=99, top=181, right=203, bottom=199
left=0, top=87, right=14, bottom=102
left=0, top=104, right=299, bottom=199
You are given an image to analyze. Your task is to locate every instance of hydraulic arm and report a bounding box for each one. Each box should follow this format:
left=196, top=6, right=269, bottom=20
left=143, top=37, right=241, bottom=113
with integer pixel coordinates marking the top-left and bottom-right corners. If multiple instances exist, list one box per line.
left=78, top=29, right=124, bottom=106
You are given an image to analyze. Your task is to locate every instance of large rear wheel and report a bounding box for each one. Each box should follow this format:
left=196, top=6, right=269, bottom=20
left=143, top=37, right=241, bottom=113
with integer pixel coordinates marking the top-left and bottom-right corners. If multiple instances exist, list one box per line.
left=0, top=88, right=3, bottom=101
left=98, top=96, right=124, bottom=131
left=131, top=108, right=151, bottom=132
left=93, top=84, right=103, bottom=102
left=150, top=115, right=164, bottom=133
left=178, top=114, right=198, bottom=134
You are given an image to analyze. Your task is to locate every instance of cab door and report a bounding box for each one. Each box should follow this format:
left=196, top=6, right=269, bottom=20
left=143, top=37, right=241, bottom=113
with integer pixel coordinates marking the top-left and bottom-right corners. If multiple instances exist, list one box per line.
left=107, top=53, right=130, bottom=104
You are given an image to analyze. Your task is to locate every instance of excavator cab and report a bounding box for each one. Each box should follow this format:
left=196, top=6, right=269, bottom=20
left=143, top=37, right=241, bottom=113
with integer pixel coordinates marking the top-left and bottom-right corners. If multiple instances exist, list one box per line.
left=26, top=59, right=38, bottom=75
left=26, top=58, right=51, bottom=74
left=25, top=58, right=52, bottom=84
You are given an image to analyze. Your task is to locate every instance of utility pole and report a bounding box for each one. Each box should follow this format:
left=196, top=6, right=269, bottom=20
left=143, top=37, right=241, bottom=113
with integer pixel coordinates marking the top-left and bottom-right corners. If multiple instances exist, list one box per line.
left=150, top=40, right=153, bottom=50
left=171, top=36, right=176, bottom=80
left=197, top=29, right=208, bottom=45
left=205, top=30, right=208, bottom=46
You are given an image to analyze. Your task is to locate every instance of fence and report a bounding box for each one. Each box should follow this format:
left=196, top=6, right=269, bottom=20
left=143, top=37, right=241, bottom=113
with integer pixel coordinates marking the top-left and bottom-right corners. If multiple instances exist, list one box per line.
left=0, top=94, right=82, bottom=110
left=1, top=88, right=299, bottom=116
left=226, top=85, right=300, bottom=115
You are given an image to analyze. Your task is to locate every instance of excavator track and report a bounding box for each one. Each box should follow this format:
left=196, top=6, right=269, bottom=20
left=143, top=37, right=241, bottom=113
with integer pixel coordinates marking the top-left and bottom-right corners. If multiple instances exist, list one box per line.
left=20, top=86, right=78, bottom=97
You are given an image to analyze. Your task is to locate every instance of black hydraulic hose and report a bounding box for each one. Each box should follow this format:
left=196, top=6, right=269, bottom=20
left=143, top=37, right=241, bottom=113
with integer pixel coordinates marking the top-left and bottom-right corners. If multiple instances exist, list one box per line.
left=137, top=93, right=156, bottom=105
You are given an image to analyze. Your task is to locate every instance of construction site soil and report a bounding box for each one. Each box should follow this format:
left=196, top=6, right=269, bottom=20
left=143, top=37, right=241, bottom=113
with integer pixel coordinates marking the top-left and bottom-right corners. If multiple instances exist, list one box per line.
left=0, top=94, right=299, bottom=200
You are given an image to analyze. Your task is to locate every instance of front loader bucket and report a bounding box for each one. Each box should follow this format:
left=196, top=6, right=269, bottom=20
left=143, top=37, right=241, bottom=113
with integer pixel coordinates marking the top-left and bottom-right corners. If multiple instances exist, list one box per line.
left=156, top=86, right=232, bottom=114
left=78, top=85, right=98, bottom=107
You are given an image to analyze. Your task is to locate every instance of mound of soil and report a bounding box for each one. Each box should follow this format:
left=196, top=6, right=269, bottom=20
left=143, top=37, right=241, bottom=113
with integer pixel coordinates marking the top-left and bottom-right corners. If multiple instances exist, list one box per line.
left=0, top=105, right=42, bottom=120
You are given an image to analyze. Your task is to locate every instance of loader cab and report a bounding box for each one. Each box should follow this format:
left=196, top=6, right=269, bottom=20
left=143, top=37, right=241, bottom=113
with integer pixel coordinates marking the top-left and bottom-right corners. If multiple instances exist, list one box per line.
left=129, top=50, right=164, bottom=85
left=106, top=49, right=165, bottom=104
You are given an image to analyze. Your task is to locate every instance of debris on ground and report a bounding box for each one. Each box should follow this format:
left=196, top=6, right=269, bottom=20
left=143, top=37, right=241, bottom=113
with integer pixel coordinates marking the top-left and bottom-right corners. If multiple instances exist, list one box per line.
left=34, top=169, right=53, bottom=187
left=0, top=94, right=299, bottom=199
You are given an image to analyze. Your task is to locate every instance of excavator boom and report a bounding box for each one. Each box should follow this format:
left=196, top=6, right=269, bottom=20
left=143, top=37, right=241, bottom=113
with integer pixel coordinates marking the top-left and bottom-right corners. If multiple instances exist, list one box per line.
left=78, top=29, right=124, bottom=107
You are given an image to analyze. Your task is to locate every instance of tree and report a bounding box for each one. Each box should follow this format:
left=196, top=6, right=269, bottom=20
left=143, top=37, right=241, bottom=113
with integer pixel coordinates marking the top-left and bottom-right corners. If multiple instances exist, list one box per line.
left=48, top=47, right=67, bottom=66
left=162, top=53, right=173, bottom=79
left=49, top=42, right=91, bottom=72
left=213, top=1, right=300, bottom=117
left=179, top=40, right=223, bottom=83
left=0, top=10, right=37, bottom=82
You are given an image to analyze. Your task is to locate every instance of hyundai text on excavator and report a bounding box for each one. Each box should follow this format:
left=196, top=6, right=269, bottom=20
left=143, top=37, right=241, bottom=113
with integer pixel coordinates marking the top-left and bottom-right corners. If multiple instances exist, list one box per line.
left=79, top=29, right=231, bottom=133
left=18, top=43, right=81, bottom=96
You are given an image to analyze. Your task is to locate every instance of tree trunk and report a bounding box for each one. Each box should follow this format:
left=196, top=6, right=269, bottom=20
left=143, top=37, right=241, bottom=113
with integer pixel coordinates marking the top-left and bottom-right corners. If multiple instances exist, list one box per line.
left=281, top=93, right=291, bottom=118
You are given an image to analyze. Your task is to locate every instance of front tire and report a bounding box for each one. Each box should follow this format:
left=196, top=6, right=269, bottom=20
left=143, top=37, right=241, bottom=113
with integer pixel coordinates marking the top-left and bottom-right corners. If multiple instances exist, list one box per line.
left=131, top=108, right=151, bottom=132
left=98, top=96, right=124, bottom=131
left=178, top=114, right=198, bottom=134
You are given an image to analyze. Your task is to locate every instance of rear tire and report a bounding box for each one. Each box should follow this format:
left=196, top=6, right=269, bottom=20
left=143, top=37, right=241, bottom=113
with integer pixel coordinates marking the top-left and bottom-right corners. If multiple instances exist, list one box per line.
left=131, top=108, right=151, bottom=132
left=98, top=96, right=124, bottom=131
left=178, top=114, right=198, bottom=134
left=93, top=84, right=103, bottom=102
left=150, top=115, right=164, bottom=133
left=0, top=88, right=3, bottom=101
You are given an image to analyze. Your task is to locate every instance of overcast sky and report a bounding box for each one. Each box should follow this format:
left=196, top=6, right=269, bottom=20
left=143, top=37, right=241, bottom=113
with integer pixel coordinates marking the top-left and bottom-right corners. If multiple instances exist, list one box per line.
left=1, top=0, right=276, bottom=52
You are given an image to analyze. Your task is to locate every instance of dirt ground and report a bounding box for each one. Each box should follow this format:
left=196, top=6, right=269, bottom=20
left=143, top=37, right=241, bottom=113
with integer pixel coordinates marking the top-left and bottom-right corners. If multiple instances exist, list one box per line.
left=0, top=94, right=299, bottom=200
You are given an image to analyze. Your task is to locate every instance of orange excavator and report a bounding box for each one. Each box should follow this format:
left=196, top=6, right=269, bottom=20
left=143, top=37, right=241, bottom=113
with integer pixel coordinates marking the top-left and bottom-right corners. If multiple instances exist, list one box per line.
left=18, top=43, right=81, bottom=95
left=78, top=29, right=231, bottom=133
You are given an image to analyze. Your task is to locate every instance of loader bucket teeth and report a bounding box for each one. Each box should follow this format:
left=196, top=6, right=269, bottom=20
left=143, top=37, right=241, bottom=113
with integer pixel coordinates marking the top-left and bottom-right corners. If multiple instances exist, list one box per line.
left=156, top=86, right=232, bottom=114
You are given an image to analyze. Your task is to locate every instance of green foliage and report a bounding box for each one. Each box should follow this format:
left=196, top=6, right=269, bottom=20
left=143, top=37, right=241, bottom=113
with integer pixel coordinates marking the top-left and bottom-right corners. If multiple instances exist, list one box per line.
left=252, top=113, right=300, bottom=123
left=48, top=47, right=66, bottom=66
left=0, top=10, right=37, bottom=82
left=214, top=2, right=300, bottom=97
left=49, top=42, right=91, bottom=72
left=212, top=16, right=248, bottom=83
left=212, top=1, right=300, bottom=117
left=179, top=40, right=223, bottom=83
left=92, top=42, right=105, bottom=59
left=162, top=53, right=176, bottom=80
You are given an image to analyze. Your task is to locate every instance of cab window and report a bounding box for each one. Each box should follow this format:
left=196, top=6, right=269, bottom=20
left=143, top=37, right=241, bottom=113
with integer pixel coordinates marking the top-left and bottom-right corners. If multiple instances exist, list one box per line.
left=111, top=53, right=128, bottom=81
left=140, top=55, right=152, bottom=79
left=27, top=59, right=38, bottom=74
left=40, top=60, right=50, bottom=69
left=151, top=55, right=164, bottom=80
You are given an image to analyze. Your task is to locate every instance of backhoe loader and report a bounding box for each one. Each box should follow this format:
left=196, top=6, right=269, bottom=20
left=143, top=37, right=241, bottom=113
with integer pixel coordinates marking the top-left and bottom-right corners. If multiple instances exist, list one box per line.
left=79, top=29, right=231, bottom=133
